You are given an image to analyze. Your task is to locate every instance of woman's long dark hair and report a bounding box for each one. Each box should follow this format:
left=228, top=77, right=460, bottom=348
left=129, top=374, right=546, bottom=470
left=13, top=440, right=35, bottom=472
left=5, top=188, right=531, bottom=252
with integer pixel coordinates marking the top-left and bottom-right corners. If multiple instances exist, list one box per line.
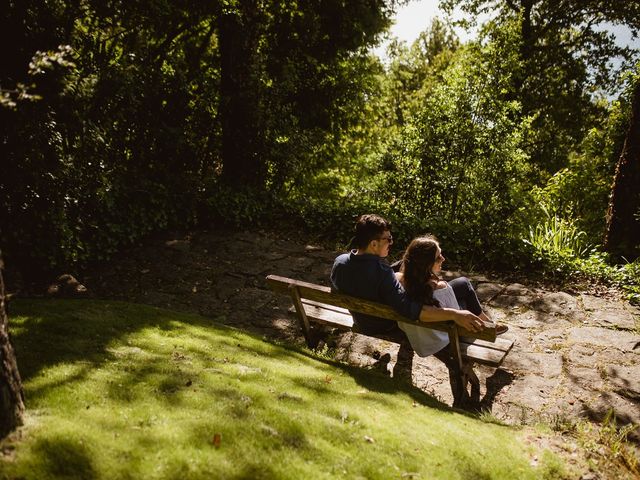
left=400, top=235, right=440, bottom=307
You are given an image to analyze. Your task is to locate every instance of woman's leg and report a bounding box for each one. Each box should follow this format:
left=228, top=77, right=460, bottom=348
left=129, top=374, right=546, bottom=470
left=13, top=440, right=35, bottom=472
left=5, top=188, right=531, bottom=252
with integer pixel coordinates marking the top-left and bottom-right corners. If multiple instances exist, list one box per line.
left=448, top=277, right=482, bottom=315
left=450, top=277, right=508, bottom=334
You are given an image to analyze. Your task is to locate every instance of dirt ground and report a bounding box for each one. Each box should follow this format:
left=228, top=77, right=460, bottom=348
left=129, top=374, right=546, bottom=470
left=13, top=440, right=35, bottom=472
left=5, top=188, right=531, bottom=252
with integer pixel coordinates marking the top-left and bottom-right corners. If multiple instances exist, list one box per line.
left=86, top=227, right=640, bottom=448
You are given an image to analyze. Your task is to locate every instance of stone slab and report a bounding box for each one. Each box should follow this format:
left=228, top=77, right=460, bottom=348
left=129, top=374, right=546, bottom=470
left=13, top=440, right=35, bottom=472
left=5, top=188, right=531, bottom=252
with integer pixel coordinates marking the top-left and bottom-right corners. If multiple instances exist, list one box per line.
left=567, top=327, right=640, bottom=352
left=580, top=294, right=623, bottom=313
left=588, top=309, right=638, bottom=330
left=491, top=294, right=538, bottom=309
left=502, top=352, right=564, bottom=378
left=475, top=282, right=505, bottom=302
left=564, top=366, right=607, bottom=393
left=508, top=310, right=572, bottom=329
left=530, top=291, right=579, bottom=315
left=605, top=364, right=640, bottom=400
left=533, top=328, right=569, bottom=346
left=565, top=344, right=598, bottom=367
left=504, top=283, right=534, bottom=296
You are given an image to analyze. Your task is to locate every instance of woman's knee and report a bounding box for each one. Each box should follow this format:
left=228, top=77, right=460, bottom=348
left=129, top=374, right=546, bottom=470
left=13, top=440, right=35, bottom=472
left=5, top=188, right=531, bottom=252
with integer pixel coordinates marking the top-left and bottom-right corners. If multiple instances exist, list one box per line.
left=449, top=276, right=473, bottom=293
left=449, top=276, right=482, bottom=314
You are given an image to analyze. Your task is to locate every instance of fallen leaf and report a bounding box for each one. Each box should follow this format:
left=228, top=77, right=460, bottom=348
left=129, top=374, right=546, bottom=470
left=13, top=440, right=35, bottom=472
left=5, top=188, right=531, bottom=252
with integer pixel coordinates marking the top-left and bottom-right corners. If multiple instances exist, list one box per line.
left=212, top=433, right=221, bottom=448
left=324, top=375, right=332, bottom=384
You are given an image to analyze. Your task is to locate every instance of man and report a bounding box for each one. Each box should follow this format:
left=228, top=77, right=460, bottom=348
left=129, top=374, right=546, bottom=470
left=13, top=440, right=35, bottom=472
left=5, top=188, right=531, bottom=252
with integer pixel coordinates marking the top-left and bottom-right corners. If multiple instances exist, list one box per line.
left=330, top=214, right=485, bottom=334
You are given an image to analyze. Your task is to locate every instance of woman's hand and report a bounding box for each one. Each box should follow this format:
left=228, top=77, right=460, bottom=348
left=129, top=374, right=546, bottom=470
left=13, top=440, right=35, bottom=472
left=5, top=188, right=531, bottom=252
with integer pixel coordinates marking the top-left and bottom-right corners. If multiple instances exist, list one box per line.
left=453, top=310, right=484, bottom=332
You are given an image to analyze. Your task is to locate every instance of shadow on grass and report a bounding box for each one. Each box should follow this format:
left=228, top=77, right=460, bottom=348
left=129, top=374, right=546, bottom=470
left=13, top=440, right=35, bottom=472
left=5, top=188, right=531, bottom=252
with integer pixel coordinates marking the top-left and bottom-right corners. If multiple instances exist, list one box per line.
left=30, top=436, right=96, bottom=480
left=10, top=298, right=465, bottom=419
left=292, top=347, right=455, bottom=415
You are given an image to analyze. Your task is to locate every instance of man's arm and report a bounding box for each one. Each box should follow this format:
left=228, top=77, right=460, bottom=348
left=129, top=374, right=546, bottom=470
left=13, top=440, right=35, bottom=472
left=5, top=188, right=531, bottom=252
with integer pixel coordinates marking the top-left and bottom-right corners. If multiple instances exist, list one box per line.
left=419, top=304, right=484, bottom=332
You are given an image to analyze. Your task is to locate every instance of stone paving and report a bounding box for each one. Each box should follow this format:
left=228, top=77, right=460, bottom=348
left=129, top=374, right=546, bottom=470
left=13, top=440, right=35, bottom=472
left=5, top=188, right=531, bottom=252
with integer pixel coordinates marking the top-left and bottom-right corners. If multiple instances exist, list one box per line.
left=90, top=228, right=640, bottom=444
left=399, top=274, right=640, bottom=439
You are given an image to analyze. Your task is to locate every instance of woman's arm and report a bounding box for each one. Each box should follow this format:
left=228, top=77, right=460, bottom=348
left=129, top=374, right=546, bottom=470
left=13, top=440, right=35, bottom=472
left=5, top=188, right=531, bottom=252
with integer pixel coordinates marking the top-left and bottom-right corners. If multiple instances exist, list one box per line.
left=418, top=305, right=485, bottom=332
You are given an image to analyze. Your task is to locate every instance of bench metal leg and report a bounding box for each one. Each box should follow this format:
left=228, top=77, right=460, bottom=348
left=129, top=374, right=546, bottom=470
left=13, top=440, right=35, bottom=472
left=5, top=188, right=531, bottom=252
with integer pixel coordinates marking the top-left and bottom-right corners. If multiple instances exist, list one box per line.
left=446, top=326, right=467, bottom=407
left=445, top=326, right=482, bottom=409
left=288, top=284, right=313, bottom=347
left=392, top=335, right=414, bottom=382
left=463, top=362, right=481, bottom=404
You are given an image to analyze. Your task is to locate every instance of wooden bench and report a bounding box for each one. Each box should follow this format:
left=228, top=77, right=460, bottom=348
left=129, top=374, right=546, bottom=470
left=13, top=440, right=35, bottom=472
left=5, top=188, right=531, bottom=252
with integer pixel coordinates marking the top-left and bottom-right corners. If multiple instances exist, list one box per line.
left=266, top=274, right=514, bottom=406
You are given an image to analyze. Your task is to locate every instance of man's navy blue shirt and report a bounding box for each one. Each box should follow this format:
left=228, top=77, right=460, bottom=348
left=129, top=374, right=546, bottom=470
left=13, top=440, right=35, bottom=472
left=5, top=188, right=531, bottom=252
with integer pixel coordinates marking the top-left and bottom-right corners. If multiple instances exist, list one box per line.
left=330, top=251, right=421, bottom=333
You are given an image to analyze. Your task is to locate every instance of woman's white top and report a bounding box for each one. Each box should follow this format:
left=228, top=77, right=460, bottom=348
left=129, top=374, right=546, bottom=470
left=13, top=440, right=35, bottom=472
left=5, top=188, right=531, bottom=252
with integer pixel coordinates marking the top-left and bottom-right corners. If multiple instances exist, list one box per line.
left=399, top=282, right=457, bottom=357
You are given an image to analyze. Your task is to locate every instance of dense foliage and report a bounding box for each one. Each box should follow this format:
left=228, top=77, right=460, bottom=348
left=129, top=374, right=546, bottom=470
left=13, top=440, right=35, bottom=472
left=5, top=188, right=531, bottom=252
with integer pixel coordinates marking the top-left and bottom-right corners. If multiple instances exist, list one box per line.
left=1, top=0, right=639, bottom=298
left=1, top=0, right=395, bottom=281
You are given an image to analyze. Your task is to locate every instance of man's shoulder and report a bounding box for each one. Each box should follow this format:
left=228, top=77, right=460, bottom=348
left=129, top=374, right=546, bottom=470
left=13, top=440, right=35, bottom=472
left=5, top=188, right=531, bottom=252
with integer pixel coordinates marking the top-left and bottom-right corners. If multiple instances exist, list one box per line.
left=333, top=252, right=351, bottom=265
left=333, top=252, right=390, bottom=269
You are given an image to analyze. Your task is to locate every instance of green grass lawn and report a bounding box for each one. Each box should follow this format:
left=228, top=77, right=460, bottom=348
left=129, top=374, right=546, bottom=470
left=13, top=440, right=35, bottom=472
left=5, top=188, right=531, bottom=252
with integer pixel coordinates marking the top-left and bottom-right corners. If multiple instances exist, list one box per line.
left=0, top=299, right=569, bottom=479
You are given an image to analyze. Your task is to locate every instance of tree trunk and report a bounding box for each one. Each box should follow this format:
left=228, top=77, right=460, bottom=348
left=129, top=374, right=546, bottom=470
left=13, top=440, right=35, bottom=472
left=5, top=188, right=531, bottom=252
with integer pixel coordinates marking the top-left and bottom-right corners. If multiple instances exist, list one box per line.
left=218, top=2, right=266, bottom=188
left=0, top=251, right=25, bottom=438
left=604, top=79, right=640, bottom=260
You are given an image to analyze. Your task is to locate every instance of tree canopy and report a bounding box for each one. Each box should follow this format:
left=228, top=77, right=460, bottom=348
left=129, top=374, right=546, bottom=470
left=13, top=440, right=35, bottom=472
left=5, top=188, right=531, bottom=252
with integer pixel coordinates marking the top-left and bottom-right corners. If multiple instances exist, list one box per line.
left=1, top=0, right=639, bottom=289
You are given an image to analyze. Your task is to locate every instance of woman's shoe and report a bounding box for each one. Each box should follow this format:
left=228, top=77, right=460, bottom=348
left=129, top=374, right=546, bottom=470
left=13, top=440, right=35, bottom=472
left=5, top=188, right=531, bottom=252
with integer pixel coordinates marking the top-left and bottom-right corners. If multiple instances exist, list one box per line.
left=496, top=324, right=509, bottom=335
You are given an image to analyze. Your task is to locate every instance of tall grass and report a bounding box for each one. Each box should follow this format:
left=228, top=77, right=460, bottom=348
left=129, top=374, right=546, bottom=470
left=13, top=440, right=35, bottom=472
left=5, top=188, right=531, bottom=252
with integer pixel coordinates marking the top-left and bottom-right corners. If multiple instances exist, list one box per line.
left=1, top=299, right=569, bottom=479
left=525, top=205, right=591, bottom=260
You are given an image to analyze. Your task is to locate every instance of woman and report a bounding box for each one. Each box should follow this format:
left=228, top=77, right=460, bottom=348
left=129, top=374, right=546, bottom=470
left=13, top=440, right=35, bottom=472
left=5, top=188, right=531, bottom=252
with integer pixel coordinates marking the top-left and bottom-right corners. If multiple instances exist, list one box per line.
left=395, top=235, right=507, bottom=357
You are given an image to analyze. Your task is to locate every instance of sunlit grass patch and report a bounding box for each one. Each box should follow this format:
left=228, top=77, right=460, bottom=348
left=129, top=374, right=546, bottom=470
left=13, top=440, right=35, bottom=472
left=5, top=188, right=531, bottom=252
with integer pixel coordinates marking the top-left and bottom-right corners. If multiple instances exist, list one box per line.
left=2, top=299, right=569, bottom=479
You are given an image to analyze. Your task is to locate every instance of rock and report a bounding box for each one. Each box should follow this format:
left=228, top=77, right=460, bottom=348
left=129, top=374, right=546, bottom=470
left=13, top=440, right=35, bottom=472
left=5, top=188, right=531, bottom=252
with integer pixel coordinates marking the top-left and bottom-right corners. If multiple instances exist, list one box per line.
left=606, top=364, right=640, bottom=399
left=508, top=310, right=571, bottom=329
left=588, top=309, right=637, bottom=330
left=165, top=239, right=190, bottom=252
left=533, top=327, right=571, bottom=345
left=490, top=284, right=541, bottom=308
left=530, top=292, right=578, bottom=316
left=505, top=283, right=534, bottom=295
left=46, top=274, right=88, bottom=297
left=475, top=282, right=505, bottom=302
left=568, top=327, right=640, bottom=352
left=565, top=345, right=598, bottom=367
left=503, top=352, right=563, bottom=378
left=287, top=256, right=316, bottom=273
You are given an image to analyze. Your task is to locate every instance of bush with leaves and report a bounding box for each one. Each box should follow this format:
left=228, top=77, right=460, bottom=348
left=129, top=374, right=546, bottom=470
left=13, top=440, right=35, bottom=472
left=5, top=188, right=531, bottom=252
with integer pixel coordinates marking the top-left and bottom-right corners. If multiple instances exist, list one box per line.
left=371, top=45, right=532, bottom=269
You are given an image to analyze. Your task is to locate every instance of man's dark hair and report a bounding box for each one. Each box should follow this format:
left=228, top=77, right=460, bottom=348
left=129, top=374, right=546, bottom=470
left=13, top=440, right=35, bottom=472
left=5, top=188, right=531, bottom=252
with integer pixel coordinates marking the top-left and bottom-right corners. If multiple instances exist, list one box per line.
left=350, top=214, right=391, bottom=249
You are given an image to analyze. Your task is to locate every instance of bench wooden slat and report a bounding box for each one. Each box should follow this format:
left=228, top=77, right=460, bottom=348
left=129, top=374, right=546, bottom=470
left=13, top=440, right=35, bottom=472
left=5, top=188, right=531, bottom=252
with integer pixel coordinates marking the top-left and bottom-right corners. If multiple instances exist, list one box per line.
left=460, top=341, right=511, bottom=367
left=302, top=298, right=350, bottom=316
left=460, top=336, right=514, bottom=353
left=299, top=301, right=353, bottom=329
left=460, top=343, right=503, bottom=365
left=267, top=274, right=496, bottom=342
left=291, top=299, right=512, bottom=367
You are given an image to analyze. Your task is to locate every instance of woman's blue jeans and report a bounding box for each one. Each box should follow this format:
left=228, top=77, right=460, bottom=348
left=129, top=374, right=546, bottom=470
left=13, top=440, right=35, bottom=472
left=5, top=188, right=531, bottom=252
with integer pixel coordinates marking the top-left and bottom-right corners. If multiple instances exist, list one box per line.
left=448, top=277, right=483, bottom=315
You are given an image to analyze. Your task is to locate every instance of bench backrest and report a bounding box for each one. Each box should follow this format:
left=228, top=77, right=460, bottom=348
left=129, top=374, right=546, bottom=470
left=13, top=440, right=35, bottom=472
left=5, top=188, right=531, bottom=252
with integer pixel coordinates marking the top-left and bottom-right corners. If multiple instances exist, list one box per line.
left=266, top=274, right=420, bottom=325
left=266, top=274, right=496, bottom=341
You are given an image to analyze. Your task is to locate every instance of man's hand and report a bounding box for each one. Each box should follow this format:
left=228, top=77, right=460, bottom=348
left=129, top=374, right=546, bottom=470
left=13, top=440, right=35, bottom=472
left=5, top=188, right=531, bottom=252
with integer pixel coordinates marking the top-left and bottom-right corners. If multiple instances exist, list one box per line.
left=453, top=310, right=484, bottom=332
